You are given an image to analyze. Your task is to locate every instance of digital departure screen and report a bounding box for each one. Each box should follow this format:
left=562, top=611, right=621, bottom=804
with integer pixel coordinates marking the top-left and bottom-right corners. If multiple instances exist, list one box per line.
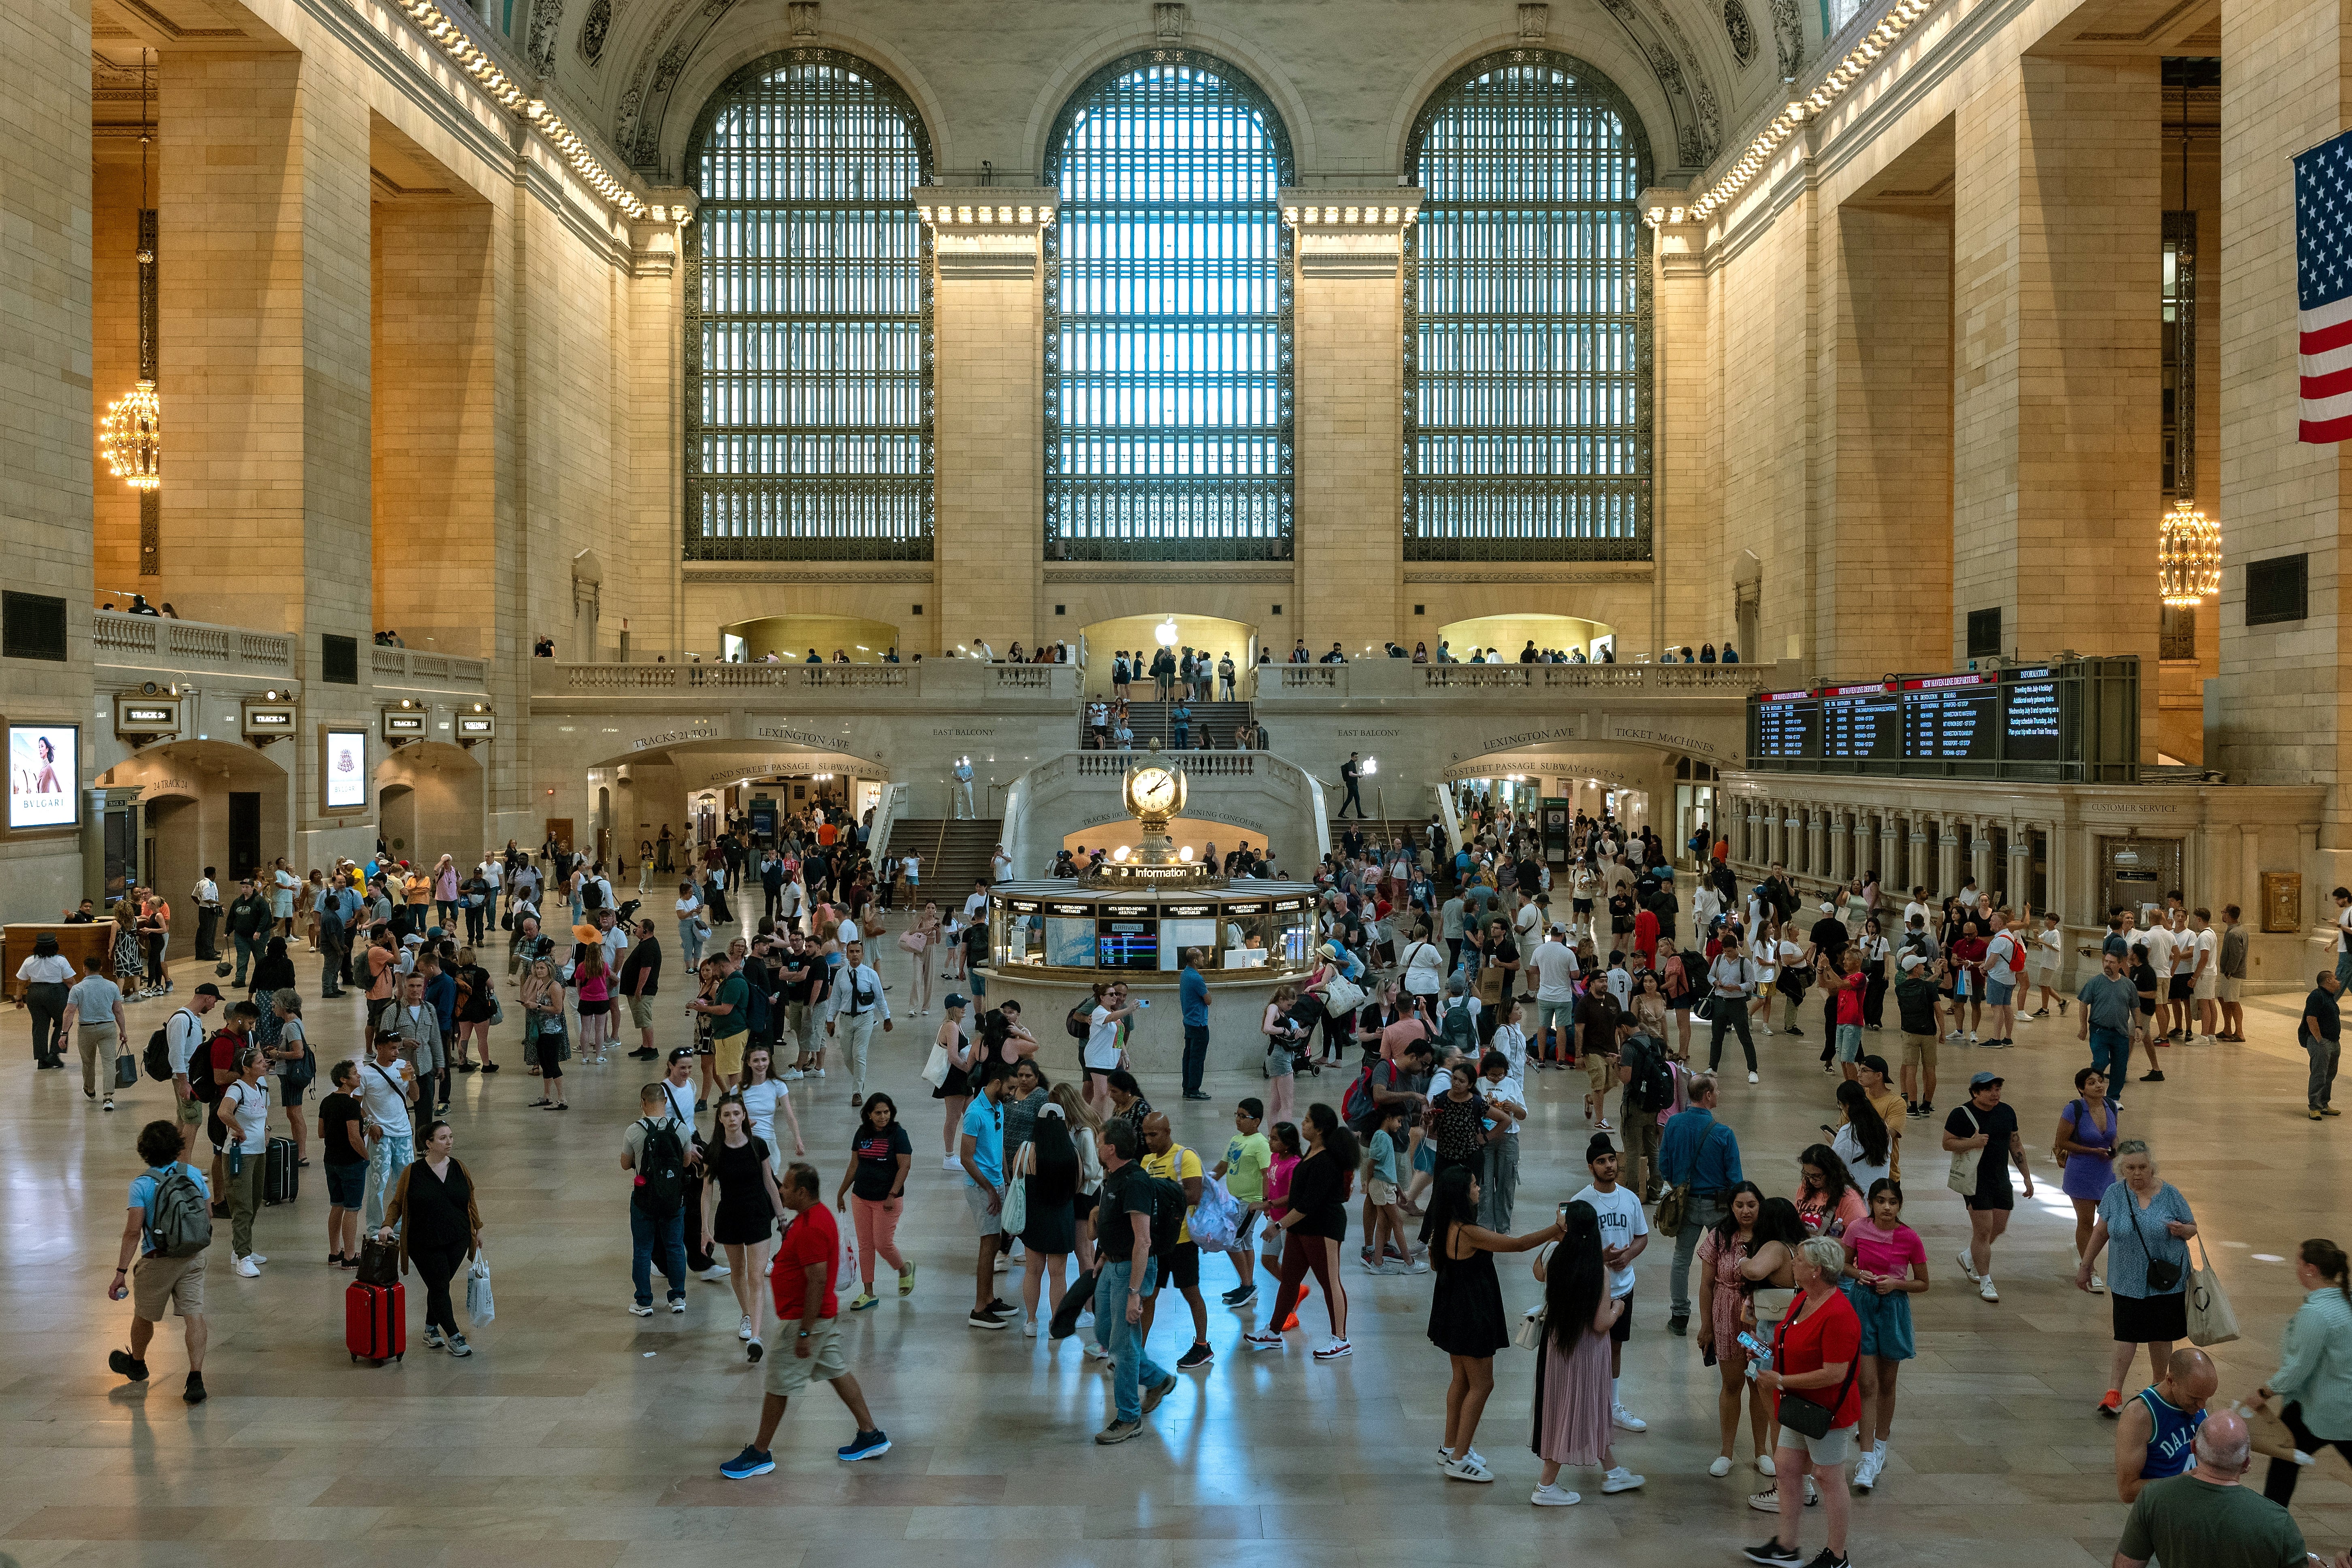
left=1098, top=921, right=1160, bottom=970
left=1819, top=683, right=1900, bottom=761
left=2002, top=669, right=2064, bottom=764
left=1902, top=674, right=2000, bottom=761
left=1752, top=690, right=1818, bottom=759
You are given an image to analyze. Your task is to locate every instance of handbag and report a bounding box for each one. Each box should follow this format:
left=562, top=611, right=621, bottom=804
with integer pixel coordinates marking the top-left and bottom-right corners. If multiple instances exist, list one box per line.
left=2186, top=1237, right=2239, bottom=1346
left=465, top=1250, right=495, bottom=1325
left=1946, top=1105, right=1983, bottom=1196
left=921, top=1042, right=952, bottom=1089
left=898, top=930, right=927, bottom=954
left=1772, top=1303, right=1860, bottom=1440
left=357, top=1235, right=400, bottom=1286
left=1512, top=1306, right=1548, bottom=1350
left=2120, top=1189, right=2185, bottom=1295
left=1751, top=1286, right=1797, bottom=1328
left=999, top=1146, right=1028, bottom=1237
left=115, top=1050, right=141, bottom=1089
left=1322, top=975, right=1367, bottom=1015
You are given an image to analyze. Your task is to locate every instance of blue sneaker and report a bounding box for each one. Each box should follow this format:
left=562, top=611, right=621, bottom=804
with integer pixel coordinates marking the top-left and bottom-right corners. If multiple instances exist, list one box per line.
left=719, top=1444, right=775, bottom=1480
left=836, top=1429, right=891, bottom=1462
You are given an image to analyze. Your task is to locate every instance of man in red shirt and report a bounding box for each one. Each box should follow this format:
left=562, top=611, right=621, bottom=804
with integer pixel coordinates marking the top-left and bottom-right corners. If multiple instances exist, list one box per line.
left=720, top=1162, right=889, bottom=1478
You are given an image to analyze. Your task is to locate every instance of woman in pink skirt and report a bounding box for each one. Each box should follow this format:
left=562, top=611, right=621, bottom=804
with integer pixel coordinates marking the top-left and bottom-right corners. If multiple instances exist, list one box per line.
left=1529, top=1199, right=1630, bottom=1506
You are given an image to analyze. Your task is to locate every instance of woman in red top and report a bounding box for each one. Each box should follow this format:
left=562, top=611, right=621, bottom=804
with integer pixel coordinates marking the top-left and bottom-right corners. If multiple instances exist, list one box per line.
left=1751, top=1236, right=1862, bottom=1567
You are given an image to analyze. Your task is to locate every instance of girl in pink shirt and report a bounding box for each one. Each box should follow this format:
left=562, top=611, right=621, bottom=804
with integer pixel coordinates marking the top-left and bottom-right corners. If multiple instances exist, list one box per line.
left=1839, top=1180, right=1930, bottom=1492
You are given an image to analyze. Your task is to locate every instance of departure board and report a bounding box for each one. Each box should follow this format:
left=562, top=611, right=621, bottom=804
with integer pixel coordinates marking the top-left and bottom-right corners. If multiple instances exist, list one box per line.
left=1819, top=683, right=1901, bottom=761
left=1902, top=674, right=2000, bottom=761
left=2001, top=668, right=2064, bottom=763
left=1751, top=690, right=1818, bottom=759
left=1742, top=657, right=2139, bottom=783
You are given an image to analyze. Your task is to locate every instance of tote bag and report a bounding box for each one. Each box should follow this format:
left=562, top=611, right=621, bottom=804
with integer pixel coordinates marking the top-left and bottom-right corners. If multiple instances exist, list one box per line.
left=1946, top=1105, right=1982, bottom=1196
left=465, top=1250, right=495, bottom=1325
left=2186, top=1237, right=2240, bottom=1346
left=998, top=1144, right=1029, bottom=1238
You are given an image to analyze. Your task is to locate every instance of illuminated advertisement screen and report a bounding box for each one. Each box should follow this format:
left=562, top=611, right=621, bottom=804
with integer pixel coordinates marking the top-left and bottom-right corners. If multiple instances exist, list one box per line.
left=324, top=730, right=367, bottom=811
left=7, top=724, right=79, bottom=829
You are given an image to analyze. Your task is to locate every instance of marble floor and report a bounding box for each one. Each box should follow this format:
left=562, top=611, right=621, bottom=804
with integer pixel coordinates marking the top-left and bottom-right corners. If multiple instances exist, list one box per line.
left=4, top=957, right=2348, bottom=1568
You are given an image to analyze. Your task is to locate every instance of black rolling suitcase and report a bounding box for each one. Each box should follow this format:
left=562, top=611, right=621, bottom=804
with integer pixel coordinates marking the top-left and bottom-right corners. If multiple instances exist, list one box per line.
left=263, top=1136, right=299, bottom=1205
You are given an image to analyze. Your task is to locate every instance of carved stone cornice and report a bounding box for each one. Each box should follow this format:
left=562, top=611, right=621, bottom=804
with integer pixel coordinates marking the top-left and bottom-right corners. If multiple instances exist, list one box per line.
left=1280, top=187, right=1423, bottom=279
left=915, top=189, right=1059, bottom=281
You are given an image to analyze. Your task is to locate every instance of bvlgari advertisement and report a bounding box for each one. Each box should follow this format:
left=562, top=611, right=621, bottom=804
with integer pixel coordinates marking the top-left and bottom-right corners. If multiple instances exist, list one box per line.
left=324, top=729, right=367, bottom=811
left=7, top=724, right=79, bottom=830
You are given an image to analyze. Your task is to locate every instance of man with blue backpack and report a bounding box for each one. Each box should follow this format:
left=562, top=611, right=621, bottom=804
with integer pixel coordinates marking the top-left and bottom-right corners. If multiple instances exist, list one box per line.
left=109, top=1118, right=215, bottom=1404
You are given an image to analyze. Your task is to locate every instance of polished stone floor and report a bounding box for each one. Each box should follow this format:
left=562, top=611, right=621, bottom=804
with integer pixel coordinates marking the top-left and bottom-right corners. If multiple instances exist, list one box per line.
left=5, top=959, right=2348, bottom=1568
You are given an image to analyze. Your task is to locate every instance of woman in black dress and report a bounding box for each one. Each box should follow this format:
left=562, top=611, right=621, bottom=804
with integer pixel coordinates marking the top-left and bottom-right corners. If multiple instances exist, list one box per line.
left=1013, top=1101, right=1081, bottom=1336
left=1425, top=1164, right=1565, bottom=1484
left=705, top=1094, right=787, bottom=1361
left=931, top=998, right=976, bottom=1172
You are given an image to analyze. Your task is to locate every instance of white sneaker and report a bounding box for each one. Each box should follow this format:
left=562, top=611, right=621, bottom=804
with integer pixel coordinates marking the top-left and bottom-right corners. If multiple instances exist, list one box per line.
left=1611, top=1404, right=1647, bottom=1432
left=1437, top=1446, right=1487, bottom=1467
left=1709, top=1455, right=1734, bottom=1478
left=248, top=1253, right=267, bottom=1266
left=1760, top=1024, right=1774, bottom=1036
left=1083, top=1340, right=1113, bottom=1361
left=1978, top=1275, right=1999, bottom=1302
left=235, top=1255, right=261, bottom=1278
left=2088, top=1271, right=2106, bottom=1294
left=1756, top=1454, right=1777, bottom=1478
left=1601, top=1467, right=1644, bottom=1493
left=1855, top=1445, right=1886, bottom=1492
left=943, top=1154, right=962, bottom=1172
left=781, top=1068, right=804, bottom=1080
left=1966, top=1031, right=1979, bottom=1043
left=701, top=1264, right=732, bottom=1281
left=738, top=1314, right=754, bottom=1342
left=1314, top=1338, right=1352, bottom=1359
left=1530, top=1483, right=1580, bottom=1506
left=1945, top=1029, right=1964, bottom=1041
left=1022, top=1318, right=1038, bottom=1339
left=1956, top=1248, right=1980, bottom=1282
left=1441, top=1455, right=1496, bottom=1484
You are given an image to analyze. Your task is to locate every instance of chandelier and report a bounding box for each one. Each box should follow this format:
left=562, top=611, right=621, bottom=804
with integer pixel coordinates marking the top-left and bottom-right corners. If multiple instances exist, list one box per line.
left=102, top=50, right=162, bottom=495
left=2157, top=495, right=2220, bottom=607
left=101, top=380, right=161, bottom=490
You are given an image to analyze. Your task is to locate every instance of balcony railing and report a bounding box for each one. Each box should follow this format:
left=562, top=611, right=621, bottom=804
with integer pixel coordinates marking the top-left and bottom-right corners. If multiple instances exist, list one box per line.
left=1265, top=659, right=1777, bottom=700
left=93, top=609, right=293, bottom=677
left=373, top=646, right=489, bottom=691
left=533, top=658, right=1078, bottom=701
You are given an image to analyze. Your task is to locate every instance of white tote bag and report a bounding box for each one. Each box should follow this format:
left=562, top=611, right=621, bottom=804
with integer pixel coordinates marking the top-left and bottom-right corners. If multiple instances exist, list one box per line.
left=465, top=1250, right=495, bottom=1326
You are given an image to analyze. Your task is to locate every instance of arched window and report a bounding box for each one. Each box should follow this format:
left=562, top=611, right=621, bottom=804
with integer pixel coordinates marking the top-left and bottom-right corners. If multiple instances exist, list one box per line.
left=1045, top=52, right=1294, bottom=561
left=1405, top=53, right=1651, bottom=559
left=684, top=51, right=932, bottom=559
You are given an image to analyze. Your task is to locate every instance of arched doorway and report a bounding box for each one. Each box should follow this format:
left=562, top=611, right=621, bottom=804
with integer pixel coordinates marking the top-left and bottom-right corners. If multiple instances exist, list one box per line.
left=373, top=742, right=485, bottom=863
left=1079, top=613, right=1258, bottom=698
left=720, top=614, right=905, bottom=664
left=98, top=740, right=290, bottom=911
left=1437, top=612, right=1615, bottom=663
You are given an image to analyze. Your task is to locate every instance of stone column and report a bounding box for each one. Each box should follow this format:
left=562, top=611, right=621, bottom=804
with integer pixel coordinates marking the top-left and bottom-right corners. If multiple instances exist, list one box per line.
left=1937, top=817, right=1961, bottom=898
left=1881, top=814, right=1901, bottom=893
left=1971, top=820, right=1995, bottom=900
left=1806, top=805, right=1827, bottom=884
left=629, top=194, right=693, bottom=662
left=925, top=194, right=1052, bottom=656
left=2007, top=832, right=2034, bottom=913
left=1647, top=203, right=1723, bottom=649
left=160, top=49, right=373, bottom=642
left=1830, top=808, right=1851, bottom=885
left=1953, top=57, right=2161, bottom=750
left=2217, top=0, right=2352, bottom=872
left=1287, top=191, right=1418, bottom=653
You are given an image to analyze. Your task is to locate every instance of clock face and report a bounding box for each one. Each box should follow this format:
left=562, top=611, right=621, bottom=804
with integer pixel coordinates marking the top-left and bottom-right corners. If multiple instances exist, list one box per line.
left=1132, top=767, right=1179, bottom=815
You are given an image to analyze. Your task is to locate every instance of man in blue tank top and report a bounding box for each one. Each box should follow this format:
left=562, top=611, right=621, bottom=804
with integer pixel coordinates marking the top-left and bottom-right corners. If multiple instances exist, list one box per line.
left=2113, top=1346, right=2217, bottom=1502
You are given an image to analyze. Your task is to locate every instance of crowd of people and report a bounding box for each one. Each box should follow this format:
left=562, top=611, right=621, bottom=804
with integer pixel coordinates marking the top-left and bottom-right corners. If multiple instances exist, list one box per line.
left=27, top=799, right=2350, bottom=1568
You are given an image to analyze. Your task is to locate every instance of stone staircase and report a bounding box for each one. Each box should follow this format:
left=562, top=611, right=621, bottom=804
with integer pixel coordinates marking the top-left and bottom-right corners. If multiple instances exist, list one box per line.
left=1085, top=700, right=1255, bottom=751
left=886, top=818, right=1004, bottom=898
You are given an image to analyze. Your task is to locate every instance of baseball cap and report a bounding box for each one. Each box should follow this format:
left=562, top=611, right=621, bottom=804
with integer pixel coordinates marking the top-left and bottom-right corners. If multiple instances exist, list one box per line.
left=402, top=934, right=425, bottom=947
left=1857, top=1053, right=1889, bottom=1079
left=1968, top=1071, right=2003, bottom=1091
left=1897, top=952, right=1926, bottom=973
left=945, top=993, right=969, bottom=1010
left=194, top=982, right=223, bottom=998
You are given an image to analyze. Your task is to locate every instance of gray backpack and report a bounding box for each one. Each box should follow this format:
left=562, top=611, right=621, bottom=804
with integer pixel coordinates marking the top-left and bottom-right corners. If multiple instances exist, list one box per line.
left=145, top=1165, right=213, bottom=1259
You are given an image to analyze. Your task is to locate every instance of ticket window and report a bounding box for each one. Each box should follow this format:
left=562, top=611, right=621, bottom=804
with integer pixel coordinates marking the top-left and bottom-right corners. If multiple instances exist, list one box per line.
left=994, top=900, right=1050, bottom=968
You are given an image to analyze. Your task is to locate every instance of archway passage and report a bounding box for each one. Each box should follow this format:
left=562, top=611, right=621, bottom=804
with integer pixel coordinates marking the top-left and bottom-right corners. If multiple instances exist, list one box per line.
left=1081, top=613, right=1258, bottom=698
left=1436, top=612, right=1615, bottom=663
left=98, top=740, right=291, bottom=911
left=373, top=742, right=485, bottom=865
left=721, top=614, right=904, bottom=664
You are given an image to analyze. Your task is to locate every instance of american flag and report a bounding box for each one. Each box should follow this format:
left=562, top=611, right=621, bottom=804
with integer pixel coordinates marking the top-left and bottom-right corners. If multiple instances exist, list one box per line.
left=2297, top=128, right=2352, bottom=442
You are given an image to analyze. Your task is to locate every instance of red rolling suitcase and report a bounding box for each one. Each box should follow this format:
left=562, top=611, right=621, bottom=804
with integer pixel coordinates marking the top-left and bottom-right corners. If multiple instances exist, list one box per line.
left=347, top=1280, right=405, bottom=1364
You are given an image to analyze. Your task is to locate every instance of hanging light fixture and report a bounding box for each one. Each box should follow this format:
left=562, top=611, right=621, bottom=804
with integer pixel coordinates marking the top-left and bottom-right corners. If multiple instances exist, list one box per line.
left=2155, top=65, right=2216, bottom=610
left=2158, top=496, right=2220, bottom=606
left=100, top=49, right=162, bottom=496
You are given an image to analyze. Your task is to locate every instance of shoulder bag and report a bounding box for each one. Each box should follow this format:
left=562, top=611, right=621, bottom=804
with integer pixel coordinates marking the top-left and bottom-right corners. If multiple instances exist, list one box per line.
left=1772, top=1301, right=1860, bottom=1440
left=998, top=1143, right=1029, bottom=1237
left=1946, top=1105, right=1983, bottom=1196
left=2186, top=1237, right=2239, bottom=1346
left=2119, top=1186, right=2184, bottom=1294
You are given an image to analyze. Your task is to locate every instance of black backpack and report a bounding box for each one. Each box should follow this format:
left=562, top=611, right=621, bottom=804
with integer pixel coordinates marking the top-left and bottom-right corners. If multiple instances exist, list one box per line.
left=1119, top=1166, right=1187, bottom=1257
left=1066, top=1003, right=1094, bottom=1042
left=143, top=1008, right=194, bottom=1083
left=632, top=1119, right=688, bottom=1215
left=1622, top=1033, right=1676, bottom=1114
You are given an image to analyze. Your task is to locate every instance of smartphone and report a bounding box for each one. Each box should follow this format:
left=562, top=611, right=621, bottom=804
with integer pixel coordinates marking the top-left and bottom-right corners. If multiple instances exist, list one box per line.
left=1137, top=998, right=1150, bottom=1008
left=1737, top=1330, right=1772, bottom=1363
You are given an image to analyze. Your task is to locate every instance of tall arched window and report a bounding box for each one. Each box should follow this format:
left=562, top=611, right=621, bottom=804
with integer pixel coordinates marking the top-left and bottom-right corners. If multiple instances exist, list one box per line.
left=684, top=51, right=932, bottom=559
left=1405, top=53, right=1651, bottom=559
left=1045, top=53, right=1294, bottom=561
